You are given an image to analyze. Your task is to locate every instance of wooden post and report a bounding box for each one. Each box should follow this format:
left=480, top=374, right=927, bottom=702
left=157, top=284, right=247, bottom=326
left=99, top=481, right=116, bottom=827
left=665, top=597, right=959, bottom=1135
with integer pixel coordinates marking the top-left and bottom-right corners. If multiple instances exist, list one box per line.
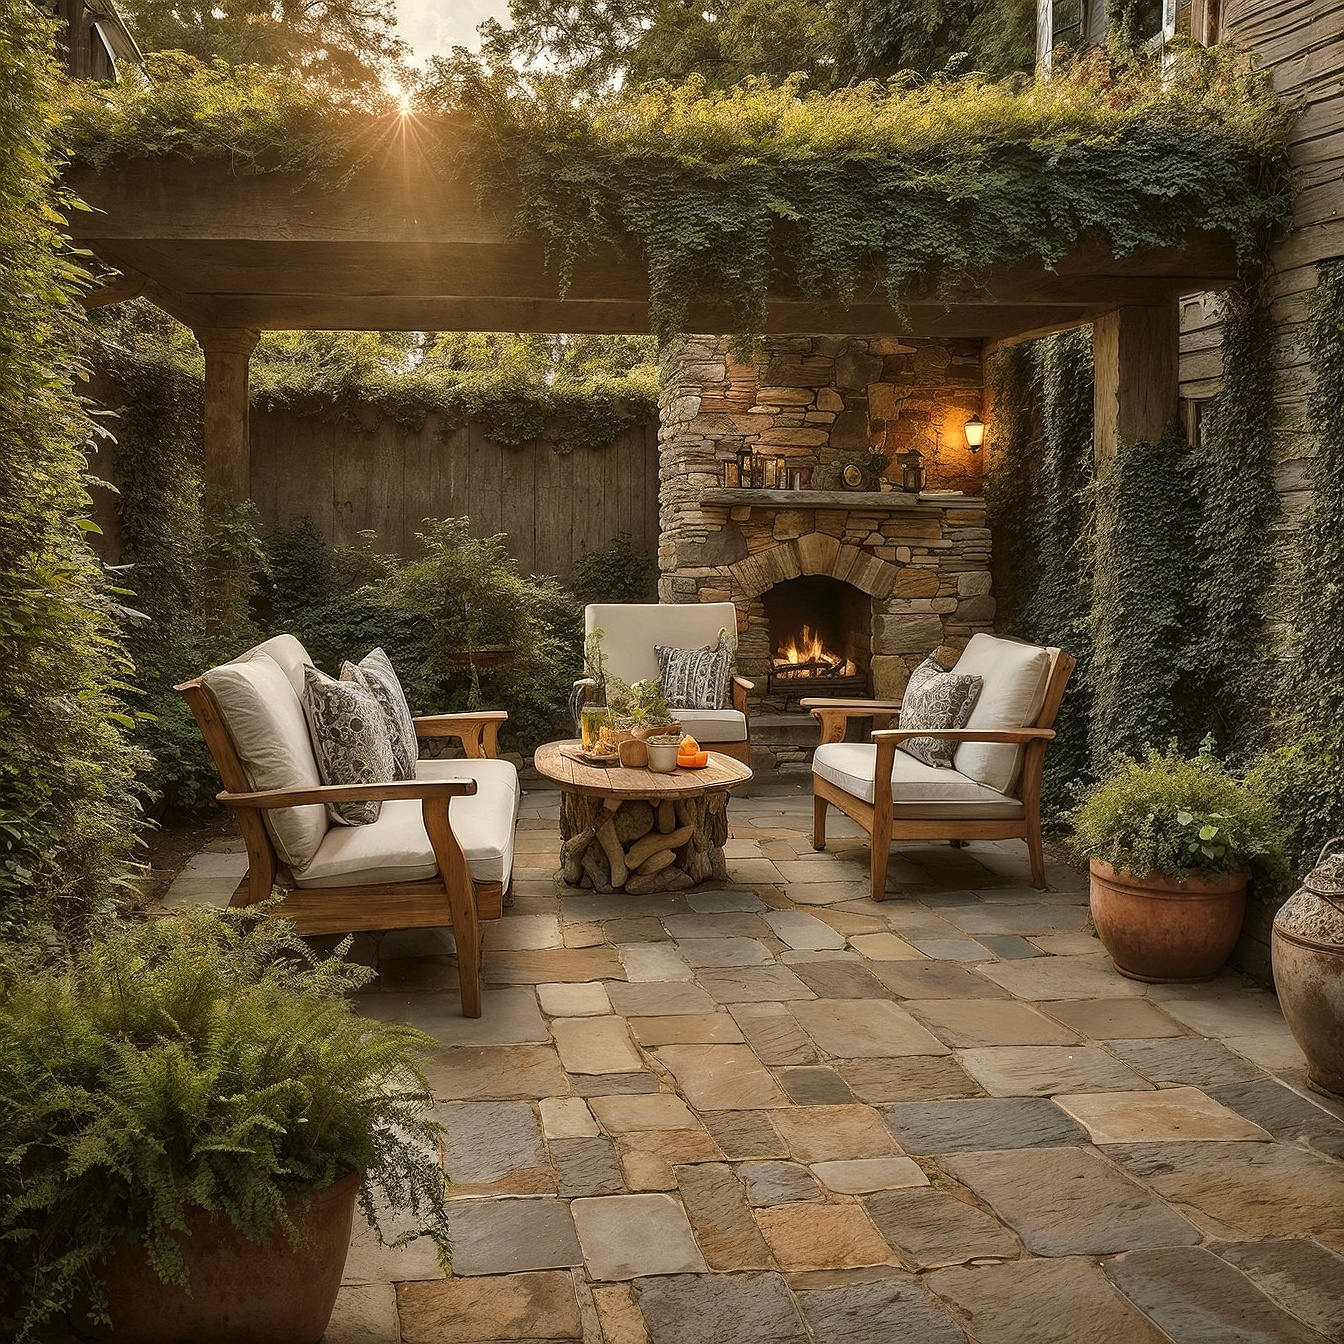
left=1092, top=303, right=1180, bottom=463
left=196, top=327, right=259, bottom=505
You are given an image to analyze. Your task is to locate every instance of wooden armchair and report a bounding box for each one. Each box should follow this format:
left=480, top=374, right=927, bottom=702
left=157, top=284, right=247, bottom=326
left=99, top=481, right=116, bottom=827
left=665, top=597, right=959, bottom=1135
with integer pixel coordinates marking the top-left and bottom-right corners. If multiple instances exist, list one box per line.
left=178, top=635, right=519, bottom=1017
left=806, top=637, right=1074, bottom=899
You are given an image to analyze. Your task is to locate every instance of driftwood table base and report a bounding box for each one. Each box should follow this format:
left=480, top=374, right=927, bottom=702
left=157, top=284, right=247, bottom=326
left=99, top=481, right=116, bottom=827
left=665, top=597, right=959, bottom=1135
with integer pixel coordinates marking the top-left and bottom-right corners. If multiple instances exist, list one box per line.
left=534, top=742, right=752, bottom=895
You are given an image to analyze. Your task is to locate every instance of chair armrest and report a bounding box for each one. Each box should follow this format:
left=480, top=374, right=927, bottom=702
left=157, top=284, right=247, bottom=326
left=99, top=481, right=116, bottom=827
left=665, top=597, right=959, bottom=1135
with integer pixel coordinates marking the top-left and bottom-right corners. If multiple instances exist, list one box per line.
left=806, top=700, right=903, bottom=746
left=414, top=710, right=507, bottom=759
left=218, top=779, right=478, bottom=809
left=730, top=674, right=754, bottom=715
left=870, top=728, right=1056, bottom=744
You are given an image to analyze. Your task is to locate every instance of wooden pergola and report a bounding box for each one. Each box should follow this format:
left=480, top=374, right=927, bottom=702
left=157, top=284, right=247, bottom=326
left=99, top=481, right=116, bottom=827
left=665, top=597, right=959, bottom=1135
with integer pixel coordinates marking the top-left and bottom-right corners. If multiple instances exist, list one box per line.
left=67, top=137, right=1242, bottom=500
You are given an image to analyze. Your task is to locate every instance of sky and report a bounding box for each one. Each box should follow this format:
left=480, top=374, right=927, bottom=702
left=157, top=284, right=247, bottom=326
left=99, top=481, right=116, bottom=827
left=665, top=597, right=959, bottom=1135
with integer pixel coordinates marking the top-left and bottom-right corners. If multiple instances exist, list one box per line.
left=397, top=0, right=510, bottom=63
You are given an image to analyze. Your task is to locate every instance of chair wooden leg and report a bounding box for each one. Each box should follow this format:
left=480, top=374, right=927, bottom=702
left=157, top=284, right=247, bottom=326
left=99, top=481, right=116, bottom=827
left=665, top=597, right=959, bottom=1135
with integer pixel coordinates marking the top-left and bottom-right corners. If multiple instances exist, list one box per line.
left=446, top=879, right=483, bottom=1017
left=813, top=791, right=828, bottom=850
left=1026, top=824, right=1047, bottom=891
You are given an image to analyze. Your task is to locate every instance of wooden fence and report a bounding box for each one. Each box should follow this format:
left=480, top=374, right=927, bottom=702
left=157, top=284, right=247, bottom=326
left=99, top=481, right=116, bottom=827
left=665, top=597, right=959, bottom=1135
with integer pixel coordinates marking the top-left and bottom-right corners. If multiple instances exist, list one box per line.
left=247, top=411, right=660, bottom=576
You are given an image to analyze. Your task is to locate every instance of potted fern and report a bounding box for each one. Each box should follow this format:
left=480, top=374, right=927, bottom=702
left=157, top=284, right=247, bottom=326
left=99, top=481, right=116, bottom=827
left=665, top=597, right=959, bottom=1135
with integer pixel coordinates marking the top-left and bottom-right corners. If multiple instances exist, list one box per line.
left=1071, top=743, right=1279, bottom=983
left=0, top=905, right=449, bottom=1344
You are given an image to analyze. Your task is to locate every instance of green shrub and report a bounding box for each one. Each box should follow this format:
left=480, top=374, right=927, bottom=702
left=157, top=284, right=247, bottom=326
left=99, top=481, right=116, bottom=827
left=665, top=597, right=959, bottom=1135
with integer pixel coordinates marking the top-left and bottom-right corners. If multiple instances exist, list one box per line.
left=1071, top=743, right=1280, bottom=882
left=0, top=905, right=449, bottom=1341
left=569, top=533, right=659, bottom=604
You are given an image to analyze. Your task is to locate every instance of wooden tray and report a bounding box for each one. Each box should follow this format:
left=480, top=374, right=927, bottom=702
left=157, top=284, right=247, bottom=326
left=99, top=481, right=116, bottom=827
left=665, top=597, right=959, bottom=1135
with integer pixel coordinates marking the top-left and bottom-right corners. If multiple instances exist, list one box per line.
left=559, top=744, right=620, bottom=768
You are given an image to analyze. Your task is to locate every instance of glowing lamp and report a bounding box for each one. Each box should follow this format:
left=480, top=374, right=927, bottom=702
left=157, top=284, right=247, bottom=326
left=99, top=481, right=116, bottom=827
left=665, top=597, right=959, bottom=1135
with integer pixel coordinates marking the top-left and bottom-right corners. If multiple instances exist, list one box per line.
left=964, top=414, right=986, bottom=453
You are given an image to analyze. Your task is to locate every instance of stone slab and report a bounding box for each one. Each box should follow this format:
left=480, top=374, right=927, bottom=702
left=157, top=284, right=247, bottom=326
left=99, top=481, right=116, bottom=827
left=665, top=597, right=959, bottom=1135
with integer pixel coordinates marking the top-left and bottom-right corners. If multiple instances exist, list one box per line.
left=424, top=1044, right=570, bottom=1101
left=572, top=1194, right=707, bottom=1280
left=396, top=1272, right=581, bottom=1344
left=687, top=889, right=768, bottom=913
left=701, top=1110, right=787, bottom=1160
left=675, top=937, right=775, bottom=967
left=907, top=999, right=1079, bottom=1048
left=1206, top=1080, right=1344, bottom=1144
left=590, top=1284, right=651, bottom=1344
left=957, top=1045, right=1152, bottom=1097
left=1108, top=1141, right=1344, bottom=1236
left=1104, top=1037, right=1266, bottom=1088
left=618, top=944, right=695, bottom=983
left=552, top=1016, right=644, bottom=1074
left=538, top=981, right=612, bottom=1017
left=697, top=965, right=816, bottom=1003
left=731, top=1002, right=821, bottom=1064
left=445, top=1197, right=582, bottom=1275
left=1214, top=1238, right=1344, bottom=1340
left=867, top=962, right=1009, bottom=1001
left=764, top=910, right=848, bottom=951
left=838, top=1056, right=983, bottom=1103
left=882, top=1097, right=1085, bottom=1154
left=976, top=935, right=1042, bottom=960
left=778, top=1066, right=858, bottom=1106
left=484, top=914, right=562, bottom=950
left=437, top=1100, right=548, bottom=1190
left=811, top=1157, right=928, bottom=1194
left=655, top=1044, right=790, bottom=1109
left=606, top=980, right=717, bottom=1017
left=975, top=954, right=1147, bottom=1001
left=796, top=1277, right=968, bottom=1344
left=1039, top=997, right=1184, bottom=1040
left=939, top=1148, right=1200, bottom=1256
left=663, top=913, right=775, bottom=940
left=615, top=1127, right=725, bottom=1192
left=1055, top=1086, right=1272, bottom=1144
left=788, top=960, right=889, bottom=999
left=325, top=1284, right=399, bottom=1344
left=590, top=1092, right=700, bottom=1132
left=540, top=1096, right=599, bottom=1139
left=631, top=1272, right=810, bottom=1344
left=676, top=1163, right=774, bottom=1270
left=848, top=933, right=927, bottom=961
left=772, top=1105, right=901, bottom=1162
left=945, top=904, right=1087, bottom=937
left=551, top=1136, right=626, bottom=1196
left=789, top=999, right=950, bottom=1059
left=755, top=1204, right=899, bottom=1271
left=928, top=1257, right=1171, bottom=1344
left=628, top=1013, right=745, bottom=1045
left=360, top=988, right=548, bottom=1046
left=740, top=1160, right=822, bottom=1207
left=488, top=947, right=626, bottom=986
left=863, top=1188, right=1018, bottom=1269
left=570, top=1071, right=663, bottom=1096
left=1104, top=1246, right=1330, bottom=1344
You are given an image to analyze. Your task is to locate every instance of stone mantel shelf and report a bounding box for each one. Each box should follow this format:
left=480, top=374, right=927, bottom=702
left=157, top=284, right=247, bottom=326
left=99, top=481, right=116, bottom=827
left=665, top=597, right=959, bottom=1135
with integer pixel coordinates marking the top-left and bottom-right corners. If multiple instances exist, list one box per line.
left=702, top=489, right=984, bottom=511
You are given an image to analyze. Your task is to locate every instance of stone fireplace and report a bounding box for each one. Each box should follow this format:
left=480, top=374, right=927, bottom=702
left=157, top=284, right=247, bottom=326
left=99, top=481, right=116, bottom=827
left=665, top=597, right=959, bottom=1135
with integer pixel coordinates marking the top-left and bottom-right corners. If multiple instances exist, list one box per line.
left=657, top=333, right=996, bottom=764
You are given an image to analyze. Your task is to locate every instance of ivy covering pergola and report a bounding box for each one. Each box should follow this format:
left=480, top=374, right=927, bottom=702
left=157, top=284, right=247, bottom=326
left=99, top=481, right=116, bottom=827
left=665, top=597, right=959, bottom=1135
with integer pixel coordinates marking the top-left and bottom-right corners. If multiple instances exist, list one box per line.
left=61, top=51, right=1291, bottom=505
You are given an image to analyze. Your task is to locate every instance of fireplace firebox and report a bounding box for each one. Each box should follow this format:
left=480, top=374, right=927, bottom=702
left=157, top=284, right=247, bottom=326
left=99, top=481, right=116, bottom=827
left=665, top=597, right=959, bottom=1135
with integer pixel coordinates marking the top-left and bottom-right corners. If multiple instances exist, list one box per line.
left=763, top=576, right=870, bottom=703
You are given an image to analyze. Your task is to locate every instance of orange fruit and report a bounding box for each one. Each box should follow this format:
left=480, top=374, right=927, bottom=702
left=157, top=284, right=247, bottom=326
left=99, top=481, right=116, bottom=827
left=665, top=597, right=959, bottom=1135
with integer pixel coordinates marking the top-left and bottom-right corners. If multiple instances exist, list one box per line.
left=680, top=735, right=700, bottom=753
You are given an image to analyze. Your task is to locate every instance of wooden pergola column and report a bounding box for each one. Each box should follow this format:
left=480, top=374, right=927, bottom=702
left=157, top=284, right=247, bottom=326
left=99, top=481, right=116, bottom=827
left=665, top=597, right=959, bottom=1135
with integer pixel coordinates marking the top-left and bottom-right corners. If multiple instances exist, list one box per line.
left=196, top=327, right=259, bottom=504
left=1091, top=303, right=1180, bottom=462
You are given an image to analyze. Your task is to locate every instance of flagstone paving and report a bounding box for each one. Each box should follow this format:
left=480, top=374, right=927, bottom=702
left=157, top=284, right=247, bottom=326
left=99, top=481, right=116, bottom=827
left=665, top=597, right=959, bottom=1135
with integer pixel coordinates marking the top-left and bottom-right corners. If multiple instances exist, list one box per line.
left=210, top=782, right=1344, bottom=1343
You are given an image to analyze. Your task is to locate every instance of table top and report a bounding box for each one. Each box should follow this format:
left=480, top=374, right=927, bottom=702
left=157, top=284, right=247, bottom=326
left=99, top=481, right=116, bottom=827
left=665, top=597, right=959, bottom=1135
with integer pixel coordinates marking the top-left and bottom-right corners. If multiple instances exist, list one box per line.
left=534, top=740, right=753, bottom=801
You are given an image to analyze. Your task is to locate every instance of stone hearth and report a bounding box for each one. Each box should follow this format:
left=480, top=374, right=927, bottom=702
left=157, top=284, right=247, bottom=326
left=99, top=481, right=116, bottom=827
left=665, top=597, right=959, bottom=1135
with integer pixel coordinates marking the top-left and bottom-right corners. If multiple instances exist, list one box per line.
left=657, top=336, right=996, bottom=758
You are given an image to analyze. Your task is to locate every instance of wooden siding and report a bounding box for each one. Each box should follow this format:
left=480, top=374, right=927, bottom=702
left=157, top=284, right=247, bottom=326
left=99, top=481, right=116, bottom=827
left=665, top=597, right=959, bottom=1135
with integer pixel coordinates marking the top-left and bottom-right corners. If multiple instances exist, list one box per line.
left=247, top=411, right=660, bottom=576
left=1178, top=0, right=1344, bottom=524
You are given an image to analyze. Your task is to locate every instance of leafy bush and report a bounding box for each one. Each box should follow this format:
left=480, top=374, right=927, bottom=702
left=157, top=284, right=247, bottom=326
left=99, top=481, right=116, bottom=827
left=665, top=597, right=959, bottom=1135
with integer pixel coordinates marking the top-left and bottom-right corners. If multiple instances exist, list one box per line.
left=0, top=905, right=448, bottom=1341
left=1071, top=743, right=1280, bottom=881
left=569, top=532, right=659, bottom=604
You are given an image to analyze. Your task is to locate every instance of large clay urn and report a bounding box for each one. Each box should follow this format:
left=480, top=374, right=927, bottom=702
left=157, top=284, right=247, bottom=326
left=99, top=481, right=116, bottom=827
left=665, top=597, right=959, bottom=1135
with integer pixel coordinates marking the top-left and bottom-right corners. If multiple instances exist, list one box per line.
left=89, top=1171, right=360, bottom=1344
left=1273, top=839, right=1344, bottom=1098
left=1089, top=859, right=1247, bottom=983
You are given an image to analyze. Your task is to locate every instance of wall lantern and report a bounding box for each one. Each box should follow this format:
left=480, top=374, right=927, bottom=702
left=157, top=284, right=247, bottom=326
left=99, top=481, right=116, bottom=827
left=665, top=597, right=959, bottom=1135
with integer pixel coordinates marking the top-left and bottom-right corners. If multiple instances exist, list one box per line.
left=964, top=414, right=986, bottom=453
left=899, top=448, right=926, bottom=494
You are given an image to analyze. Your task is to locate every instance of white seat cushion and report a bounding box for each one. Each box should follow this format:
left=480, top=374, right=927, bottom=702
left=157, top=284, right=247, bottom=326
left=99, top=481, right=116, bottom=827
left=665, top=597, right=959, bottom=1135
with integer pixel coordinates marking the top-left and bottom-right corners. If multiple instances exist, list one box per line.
left=292, top=757, right=520, bottom=889
left=813, top=742, right=1023, bottom=819
left=670, top=707, right=748, bottom=744
left=201, top=650, right=328, bottom=870
left=585, top=603, right=738, bottom=685
left=951, top=634, right=1052, bottom=795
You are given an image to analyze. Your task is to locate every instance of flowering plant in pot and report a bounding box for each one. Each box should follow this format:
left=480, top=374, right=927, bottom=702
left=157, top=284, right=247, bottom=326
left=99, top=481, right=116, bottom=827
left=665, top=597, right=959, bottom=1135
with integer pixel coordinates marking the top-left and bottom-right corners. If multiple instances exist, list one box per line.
left=0, top=905, right=450, bottom=1344
left=1071, top=742, right=1279, bottom=983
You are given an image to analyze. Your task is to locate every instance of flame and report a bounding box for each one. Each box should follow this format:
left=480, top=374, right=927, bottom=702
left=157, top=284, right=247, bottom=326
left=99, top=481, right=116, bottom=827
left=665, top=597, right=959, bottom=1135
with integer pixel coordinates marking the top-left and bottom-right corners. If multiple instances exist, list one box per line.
left=773, top=625, right=857, bottom=677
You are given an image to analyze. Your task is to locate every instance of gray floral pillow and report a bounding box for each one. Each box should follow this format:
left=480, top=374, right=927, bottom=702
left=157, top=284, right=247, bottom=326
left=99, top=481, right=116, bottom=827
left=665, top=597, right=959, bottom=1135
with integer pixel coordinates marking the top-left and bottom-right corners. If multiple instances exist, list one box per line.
left=657, top=629, right=734, bottom=711
left=897, top=654, right=983, bottom=769
left=302, top=665, right=397, bottom=825
left=342, top=647, right=417, bottom=780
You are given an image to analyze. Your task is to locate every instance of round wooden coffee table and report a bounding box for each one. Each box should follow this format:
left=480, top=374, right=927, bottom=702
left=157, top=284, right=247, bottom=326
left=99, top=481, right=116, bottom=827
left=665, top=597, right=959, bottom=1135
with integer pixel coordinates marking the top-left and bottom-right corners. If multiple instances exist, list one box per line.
left=533, top=741, right=752, bottom=895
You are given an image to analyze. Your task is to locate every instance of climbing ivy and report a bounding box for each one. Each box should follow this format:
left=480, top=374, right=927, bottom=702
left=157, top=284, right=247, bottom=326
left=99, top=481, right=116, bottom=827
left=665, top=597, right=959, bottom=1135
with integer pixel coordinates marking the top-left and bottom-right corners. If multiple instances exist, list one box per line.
left=63, top=46, right=1293, bottom=345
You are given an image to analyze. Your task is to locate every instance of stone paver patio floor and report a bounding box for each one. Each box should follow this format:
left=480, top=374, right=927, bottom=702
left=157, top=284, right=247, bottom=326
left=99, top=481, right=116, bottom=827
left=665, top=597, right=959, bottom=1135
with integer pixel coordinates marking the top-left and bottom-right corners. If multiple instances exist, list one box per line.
left=177, top=784, right=1344, bottom=1343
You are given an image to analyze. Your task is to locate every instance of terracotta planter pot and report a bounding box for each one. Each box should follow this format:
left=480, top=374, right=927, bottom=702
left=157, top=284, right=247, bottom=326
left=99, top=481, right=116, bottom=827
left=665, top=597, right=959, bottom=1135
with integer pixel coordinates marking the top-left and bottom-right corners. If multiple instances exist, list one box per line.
left=1088, top=859, right=1247, bottom=984
left=90, top=1172, right=360, bottom=1344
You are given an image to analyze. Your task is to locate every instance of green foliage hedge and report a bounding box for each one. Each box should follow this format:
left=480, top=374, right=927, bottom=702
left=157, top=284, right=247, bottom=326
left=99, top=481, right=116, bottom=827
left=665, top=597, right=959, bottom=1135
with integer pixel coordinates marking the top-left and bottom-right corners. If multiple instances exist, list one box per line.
left=62, top=47, right=1292, bottom=345
left=0, top=2, right=143, bottom=940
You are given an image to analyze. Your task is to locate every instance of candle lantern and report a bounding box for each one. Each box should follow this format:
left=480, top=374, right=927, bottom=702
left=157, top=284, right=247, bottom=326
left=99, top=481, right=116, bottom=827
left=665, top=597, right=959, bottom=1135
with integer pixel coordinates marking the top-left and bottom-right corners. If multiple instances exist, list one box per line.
left=775, top=457, right=788, bottom=489
left=763, top=456, right=777, bottom=489
left=899, top=448, right=926, bottom=494
left=964, top=414, right=986, bottom=453
left=723, top=455, right=740, bottom=488
left=736, top=446, right=753, bottom=488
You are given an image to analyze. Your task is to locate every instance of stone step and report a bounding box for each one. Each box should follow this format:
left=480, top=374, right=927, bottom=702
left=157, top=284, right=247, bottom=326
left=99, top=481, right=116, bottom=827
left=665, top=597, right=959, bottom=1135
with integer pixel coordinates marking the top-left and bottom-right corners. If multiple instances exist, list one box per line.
left=752, top=712, right=822, bottom=750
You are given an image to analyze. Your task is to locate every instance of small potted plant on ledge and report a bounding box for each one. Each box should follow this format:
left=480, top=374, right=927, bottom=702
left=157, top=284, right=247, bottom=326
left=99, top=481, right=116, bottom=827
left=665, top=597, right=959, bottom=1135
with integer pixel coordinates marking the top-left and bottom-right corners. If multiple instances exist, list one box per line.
left=1071, top=742, right=1279, bottom=983
left=0, top=905, right=450, bottom=1344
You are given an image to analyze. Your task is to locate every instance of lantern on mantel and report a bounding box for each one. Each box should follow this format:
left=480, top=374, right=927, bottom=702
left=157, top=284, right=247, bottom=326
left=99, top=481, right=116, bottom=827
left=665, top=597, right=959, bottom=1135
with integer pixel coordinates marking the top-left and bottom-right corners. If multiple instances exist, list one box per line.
left=964, top=414, right=986, bottom=453
left=899, top=448, right=926, bottom=494
left=736, top=446, right=753, bottom=488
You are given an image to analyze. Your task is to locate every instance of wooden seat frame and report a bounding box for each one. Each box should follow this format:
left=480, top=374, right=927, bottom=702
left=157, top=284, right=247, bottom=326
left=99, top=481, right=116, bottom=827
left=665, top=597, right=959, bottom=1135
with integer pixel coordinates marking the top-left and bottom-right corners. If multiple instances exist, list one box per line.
left=806, top=648, right=1075, bottom=899
left=179, top=678, right=511, bottom=1017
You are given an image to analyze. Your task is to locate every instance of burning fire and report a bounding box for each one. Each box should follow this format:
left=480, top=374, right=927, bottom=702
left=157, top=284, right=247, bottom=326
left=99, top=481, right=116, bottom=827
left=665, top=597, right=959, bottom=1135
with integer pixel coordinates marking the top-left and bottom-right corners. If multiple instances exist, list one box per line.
left=773, top=625, right=857, bottom=678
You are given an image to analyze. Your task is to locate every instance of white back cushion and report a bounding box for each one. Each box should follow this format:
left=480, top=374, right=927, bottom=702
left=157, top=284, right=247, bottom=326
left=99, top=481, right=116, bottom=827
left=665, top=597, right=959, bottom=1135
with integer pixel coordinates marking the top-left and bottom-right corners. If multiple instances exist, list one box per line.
left=242, top=634, right=313, bottom=697
left=585, top=603, right=738, bottom=684
left=201, top=650, right=328, bottom=870
left=951, top=634, right=1052, bottom=795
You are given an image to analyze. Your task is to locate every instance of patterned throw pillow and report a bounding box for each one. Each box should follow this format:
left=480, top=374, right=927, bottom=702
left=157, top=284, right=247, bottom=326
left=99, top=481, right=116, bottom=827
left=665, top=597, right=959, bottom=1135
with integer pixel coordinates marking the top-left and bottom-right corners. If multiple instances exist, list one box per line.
left=897, top=654, right=983, bottom=769
left=342, top=647, right=418, bottom=780
left=657, top=629, right=734, bottom=711
left=302, top=665, right=397, bottom=825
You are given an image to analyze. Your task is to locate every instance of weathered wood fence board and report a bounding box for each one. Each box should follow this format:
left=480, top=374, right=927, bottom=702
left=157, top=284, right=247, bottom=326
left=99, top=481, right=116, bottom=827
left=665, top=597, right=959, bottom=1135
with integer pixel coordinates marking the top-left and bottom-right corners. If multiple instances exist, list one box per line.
left=248, top=410, right=659, bottom=575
